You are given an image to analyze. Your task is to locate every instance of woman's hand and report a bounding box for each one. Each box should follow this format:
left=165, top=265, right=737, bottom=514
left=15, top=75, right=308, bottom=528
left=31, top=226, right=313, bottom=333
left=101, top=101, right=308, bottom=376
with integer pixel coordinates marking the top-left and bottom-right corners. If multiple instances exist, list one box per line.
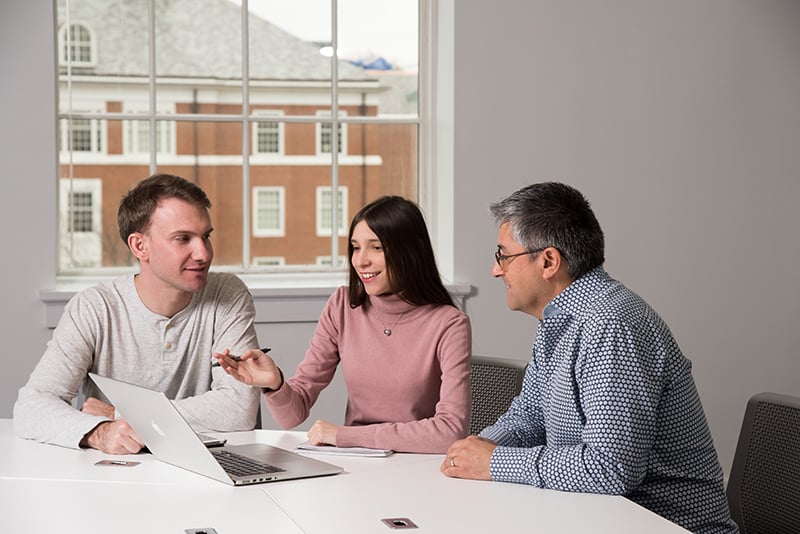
left=213, top=348, right=283, bottom=390
left=307, top=419, right=340, bottom=446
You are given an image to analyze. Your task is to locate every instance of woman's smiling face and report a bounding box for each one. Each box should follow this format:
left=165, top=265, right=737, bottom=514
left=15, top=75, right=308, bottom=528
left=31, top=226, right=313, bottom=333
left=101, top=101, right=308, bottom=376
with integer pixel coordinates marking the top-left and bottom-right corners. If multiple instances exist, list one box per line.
left=350, top=220, right=393, bottom=296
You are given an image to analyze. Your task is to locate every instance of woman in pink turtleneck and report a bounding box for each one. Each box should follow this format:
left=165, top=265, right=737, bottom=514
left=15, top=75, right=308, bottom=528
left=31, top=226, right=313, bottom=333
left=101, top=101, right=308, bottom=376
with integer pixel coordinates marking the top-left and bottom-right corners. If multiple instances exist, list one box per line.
left=215, top=196, right=472, bottom=453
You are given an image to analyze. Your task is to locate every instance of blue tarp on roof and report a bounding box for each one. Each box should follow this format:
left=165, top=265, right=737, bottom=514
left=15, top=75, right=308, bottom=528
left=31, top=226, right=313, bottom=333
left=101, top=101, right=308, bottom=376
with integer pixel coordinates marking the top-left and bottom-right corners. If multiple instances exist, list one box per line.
left=350, top=56, right=393, bottom=70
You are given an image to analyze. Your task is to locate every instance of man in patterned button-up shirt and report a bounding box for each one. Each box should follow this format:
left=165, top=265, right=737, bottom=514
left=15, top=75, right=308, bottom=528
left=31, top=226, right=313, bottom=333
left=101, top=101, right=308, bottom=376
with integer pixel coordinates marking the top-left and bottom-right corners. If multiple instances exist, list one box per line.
left=442, top=182, right=738, bottom=534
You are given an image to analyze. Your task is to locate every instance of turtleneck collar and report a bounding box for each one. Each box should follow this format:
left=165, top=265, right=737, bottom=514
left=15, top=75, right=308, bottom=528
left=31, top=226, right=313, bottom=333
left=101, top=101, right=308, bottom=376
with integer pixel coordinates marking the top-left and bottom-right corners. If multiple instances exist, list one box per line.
left=366, top=292, right=416, bottom=316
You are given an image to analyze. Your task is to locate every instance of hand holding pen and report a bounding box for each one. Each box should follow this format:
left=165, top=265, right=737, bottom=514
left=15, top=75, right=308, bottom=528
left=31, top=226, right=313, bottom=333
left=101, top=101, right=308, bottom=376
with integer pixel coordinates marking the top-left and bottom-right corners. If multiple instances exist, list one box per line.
left=211, top=347, right=271, bottom=367
left=212, top=347, right=283, bottom=391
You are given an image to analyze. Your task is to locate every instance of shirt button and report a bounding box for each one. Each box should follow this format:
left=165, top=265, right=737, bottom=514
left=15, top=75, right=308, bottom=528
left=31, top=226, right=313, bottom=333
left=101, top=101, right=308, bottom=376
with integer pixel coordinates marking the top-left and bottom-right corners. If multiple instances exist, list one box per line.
left=165, top=342, right=173, bottom=350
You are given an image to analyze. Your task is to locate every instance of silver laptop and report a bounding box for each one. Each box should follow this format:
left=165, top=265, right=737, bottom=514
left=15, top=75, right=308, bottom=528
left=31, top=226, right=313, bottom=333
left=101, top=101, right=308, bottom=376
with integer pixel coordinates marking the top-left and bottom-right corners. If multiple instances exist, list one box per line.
left=89, top=373, right=343, bottom=486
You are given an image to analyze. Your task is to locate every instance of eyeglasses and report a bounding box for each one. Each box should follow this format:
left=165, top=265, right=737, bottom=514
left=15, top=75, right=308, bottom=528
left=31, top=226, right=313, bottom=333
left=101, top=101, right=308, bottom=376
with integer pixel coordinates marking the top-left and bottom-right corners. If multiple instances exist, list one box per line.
left=494, top=246, right=546, bottom=270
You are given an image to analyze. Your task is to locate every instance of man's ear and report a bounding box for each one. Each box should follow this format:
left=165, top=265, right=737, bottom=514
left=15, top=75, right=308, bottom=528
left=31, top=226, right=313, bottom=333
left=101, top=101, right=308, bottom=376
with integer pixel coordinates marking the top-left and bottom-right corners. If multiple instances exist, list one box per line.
left=127, top=232, right=147, bottom=261
left=540, top=247, right=563, bottom=280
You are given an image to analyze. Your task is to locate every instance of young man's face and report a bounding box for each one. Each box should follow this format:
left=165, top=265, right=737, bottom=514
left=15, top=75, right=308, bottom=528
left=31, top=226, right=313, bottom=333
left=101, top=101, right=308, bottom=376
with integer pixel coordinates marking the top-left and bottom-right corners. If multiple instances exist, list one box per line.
left=136, top=197, right=214, bottom=296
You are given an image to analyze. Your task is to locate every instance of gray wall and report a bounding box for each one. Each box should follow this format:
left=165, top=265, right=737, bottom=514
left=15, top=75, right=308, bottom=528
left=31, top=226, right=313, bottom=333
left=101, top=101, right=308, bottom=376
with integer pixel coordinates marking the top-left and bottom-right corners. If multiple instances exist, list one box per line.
left=3, top=1, right=800, bottom=478
left=0, top=1, right=59, bottom=421
left=455, top=0, right=800, bottom=476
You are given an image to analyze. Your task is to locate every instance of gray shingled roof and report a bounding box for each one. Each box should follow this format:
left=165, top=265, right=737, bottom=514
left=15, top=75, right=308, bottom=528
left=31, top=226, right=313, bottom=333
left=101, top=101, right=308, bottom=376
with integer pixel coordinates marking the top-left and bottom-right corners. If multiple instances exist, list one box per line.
left=57, top=0, right=368, bottom=81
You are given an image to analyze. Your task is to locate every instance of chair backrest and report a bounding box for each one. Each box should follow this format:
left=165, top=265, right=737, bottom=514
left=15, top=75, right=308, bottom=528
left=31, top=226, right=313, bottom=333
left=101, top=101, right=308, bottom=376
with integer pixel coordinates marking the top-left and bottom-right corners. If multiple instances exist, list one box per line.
left=727, top=392, right=800, bottom=534
left=255, top=401, right=263, bottom=430
left=469, top=355, right=527, bottom=436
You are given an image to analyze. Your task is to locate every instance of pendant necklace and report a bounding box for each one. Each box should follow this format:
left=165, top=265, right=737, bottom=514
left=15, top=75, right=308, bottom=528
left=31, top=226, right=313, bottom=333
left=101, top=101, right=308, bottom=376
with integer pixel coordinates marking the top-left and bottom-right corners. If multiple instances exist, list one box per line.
left=379, top=312, right=405, bottom=336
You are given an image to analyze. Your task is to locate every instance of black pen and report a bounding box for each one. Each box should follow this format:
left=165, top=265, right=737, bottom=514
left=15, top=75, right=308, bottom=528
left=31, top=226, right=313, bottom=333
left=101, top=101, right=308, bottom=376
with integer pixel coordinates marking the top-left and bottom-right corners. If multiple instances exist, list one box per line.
left=212, top=347, right=271, bottom=367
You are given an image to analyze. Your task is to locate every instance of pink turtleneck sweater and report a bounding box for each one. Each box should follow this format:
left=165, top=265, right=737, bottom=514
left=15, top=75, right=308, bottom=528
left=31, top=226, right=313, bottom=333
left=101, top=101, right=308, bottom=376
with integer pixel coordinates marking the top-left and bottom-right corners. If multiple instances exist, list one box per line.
left=263, top=287, right=472, bottom=453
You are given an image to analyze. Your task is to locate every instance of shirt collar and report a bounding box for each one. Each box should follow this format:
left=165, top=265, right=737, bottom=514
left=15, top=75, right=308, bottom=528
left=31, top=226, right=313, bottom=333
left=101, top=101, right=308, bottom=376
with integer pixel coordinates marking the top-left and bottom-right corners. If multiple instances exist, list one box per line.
left=544, top=265, right=610, bottom=319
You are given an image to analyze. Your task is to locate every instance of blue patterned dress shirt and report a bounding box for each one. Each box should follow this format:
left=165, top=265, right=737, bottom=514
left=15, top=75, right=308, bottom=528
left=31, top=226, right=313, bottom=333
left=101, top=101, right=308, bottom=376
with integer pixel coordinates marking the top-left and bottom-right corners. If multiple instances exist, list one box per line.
left=480, top=267, right=738, bottom=534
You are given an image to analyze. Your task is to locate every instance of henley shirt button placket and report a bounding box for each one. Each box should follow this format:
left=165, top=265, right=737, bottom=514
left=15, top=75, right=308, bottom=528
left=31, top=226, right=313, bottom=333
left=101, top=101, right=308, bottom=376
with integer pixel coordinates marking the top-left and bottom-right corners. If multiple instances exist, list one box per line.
left=163, top=322, right=175, bottom=357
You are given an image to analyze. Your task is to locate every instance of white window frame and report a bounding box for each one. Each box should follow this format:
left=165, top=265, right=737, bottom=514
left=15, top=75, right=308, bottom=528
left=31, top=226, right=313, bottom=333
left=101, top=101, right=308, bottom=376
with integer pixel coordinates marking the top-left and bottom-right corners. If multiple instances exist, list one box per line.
left=252, top=110, right=285, bottom=156
left=59, top=106, right=105, bottom=155
left=252, top=186, right=286, bottom=237
left=58, top=21, right=97, bottom=67
left=252, top=256, right=286, bottom=267
left=315, top=110, right=347, bottom=156
left=316, top=186, right=348, bottom=237
left=45, top=1, right=470, bottom=329
left=123, top=103, right=176, bottom=155
left=315, top=256, right=347, bottom=268
left=53, top=0, right=457, bottom=288
left=58, top=178, right=102, bottom=270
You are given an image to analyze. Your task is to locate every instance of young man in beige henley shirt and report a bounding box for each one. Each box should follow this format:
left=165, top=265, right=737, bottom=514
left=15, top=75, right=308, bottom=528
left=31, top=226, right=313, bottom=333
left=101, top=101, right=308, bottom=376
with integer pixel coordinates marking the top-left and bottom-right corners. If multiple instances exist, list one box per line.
left=14, top=174, right=260, bottom=454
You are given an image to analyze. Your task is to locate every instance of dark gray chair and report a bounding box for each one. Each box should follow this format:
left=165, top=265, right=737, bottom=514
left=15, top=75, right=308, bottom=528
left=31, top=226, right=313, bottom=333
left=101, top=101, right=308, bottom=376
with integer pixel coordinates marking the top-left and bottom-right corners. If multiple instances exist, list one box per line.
left=469, top=355, right=527, bottom=436
left=726, top=392, right=800, bottom=534
left=255, top=402, right=263, bottom=430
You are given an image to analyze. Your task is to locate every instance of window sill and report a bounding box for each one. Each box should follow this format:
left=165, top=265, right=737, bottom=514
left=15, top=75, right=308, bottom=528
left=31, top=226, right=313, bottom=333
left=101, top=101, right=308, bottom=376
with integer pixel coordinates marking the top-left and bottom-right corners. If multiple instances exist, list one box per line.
left=40, top=271, right=473, bottom=328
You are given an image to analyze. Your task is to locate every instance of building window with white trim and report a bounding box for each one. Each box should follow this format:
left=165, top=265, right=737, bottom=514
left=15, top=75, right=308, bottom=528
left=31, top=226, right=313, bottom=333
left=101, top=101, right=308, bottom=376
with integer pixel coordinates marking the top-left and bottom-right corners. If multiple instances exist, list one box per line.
left=317, top=186, right=348, bottom=237
left=123, top=106, right=176, bottom=155
left=252, top=256, right=285, bottom=267
left=68, top=191, right=94, bottom=232
left=59, top=178, right=102, bottom=270
left=59, top=112, right=104, bottom=154
left=253, top=186, right=285, bottom=237
left=316, top=256, right=347, bottom=267
left=58, top=22, right=96, bottom=66
left=253, top=110, right=284, bottom=155
left=316, top=110, right=347, bottom=155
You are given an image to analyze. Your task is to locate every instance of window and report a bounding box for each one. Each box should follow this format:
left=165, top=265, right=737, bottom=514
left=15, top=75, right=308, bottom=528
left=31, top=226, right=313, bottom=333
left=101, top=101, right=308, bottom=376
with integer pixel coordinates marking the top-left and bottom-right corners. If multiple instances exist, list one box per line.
left=57, top=0, right=428, bottom=278
left=58, top=179, right=102, bottom=270
left=124, top=105, right=175, bottom=155
left=252, top=110, right=284, bottom=155
left=253, top=186, right=285, bottom=237
left=68, top=192, right=94, bottom=232
left=58, top=22, right=96, bottom=66
left=316, top=111, right=347, bottom=155
left=317, top=186, right=348, bottom=237
left=252, top=257, right=286, bottom=267
left=316, top=256, right=347, bottom=267
left=59, top=112, right=104, bottom=154
left=124, top=119, right=174, bottom=155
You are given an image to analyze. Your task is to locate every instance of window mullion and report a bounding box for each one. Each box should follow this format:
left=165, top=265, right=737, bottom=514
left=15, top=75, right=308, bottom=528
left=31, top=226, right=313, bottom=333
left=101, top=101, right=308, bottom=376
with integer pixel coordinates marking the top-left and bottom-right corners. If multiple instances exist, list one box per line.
left=241, top=0, right=252, bottom=269
left=329, top=0, right=340, bottom=267
left=147, top=0, right=157, bottom=174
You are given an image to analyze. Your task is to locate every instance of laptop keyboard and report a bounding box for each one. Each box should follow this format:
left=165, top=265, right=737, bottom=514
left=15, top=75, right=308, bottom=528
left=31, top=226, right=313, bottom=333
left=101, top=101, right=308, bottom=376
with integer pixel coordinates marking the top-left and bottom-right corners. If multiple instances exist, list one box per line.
left=211, top=449, right=285, bottom=477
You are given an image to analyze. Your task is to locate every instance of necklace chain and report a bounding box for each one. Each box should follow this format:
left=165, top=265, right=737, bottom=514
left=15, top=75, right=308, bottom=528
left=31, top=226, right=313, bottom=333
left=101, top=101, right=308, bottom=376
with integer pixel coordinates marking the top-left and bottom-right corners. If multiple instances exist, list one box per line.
left=379, top=312, right=405, bottom=336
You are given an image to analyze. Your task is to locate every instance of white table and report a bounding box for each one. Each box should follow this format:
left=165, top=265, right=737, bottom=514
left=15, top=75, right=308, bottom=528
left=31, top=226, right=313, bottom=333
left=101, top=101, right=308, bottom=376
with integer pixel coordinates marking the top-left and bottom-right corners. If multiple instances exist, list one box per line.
left=0, top=420, right=689, bottom=533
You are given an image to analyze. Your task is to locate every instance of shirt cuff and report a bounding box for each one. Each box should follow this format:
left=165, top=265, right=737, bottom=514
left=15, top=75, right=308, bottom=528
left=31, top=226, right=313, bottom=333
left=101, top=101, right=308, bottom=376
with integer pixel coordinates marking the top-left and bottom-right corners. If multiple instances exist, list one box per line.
left=489, top=445, right=544, bottom=487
